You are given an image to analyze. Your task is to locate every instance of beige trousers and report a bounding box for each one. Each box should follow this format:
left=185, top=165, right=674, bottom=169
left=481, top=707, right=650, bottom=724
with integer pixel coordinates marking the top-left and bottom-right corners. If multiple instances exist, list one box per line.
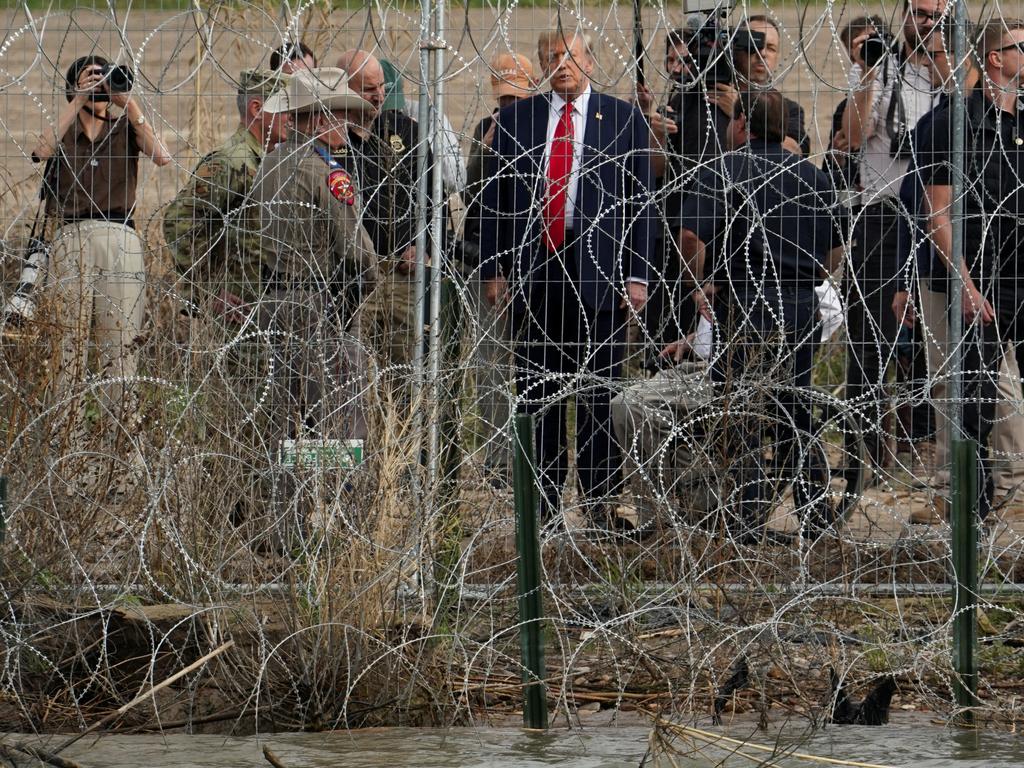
left=918, top=284, right=1024, bottom=493
left=47, top=221, right=146, bottom=444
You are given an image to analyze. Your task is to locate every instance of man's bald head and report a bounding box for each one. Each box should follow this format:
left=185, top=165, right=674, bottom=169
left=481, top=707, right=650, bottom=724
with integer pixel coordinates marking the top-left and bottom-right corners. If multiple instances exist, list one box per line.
left=337, top=49, right=385, bottom=117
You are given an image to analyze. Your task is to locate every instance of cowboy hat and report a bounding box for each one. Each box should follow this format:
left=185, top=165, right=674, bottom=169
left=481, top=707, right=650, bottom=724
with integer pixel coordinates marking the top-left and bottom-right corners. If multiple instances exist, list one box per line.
left=263, top=67, right=371, bottom=114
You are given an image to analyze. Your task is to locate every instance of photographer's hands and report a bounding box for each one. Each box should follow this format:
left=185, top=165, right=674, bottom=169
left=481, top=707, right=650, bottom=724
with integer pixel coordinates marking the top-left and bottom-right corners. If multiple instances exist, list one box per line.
left=708, top=83, right=739, bottom=118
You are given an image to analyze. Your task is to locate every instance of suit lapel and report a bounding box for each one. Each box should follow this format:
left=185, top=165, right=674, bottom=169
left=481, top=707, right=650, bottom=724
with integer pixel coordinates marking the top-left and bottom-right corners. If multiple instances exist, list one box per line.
left=582, top=91, right=600, bottom=167
left=527, top=94, right=551, bottom=200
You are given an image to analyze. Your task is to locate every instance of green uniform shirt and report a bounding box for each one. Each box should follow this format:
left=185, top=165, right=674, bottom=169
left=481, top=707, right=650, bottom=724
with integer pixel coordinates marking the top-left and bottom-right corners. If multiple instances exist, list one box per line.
left=163, top=126, right=267, bottom=304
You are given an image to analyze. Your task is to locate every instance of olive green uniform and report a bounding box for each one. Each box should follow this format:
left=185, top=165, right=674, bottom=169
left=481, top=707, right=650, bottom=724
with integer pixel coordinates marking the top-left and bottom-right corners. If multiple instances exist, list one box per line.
left=163, top=126, right=268, bottom=307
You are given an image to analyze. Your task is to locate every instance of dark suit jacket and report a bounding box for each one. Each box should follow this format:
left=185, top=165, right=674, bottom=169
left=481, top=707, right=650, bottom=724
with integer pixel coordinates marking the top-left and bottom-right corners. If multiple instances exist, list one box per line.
left=479, top=90, right=654, bottom=312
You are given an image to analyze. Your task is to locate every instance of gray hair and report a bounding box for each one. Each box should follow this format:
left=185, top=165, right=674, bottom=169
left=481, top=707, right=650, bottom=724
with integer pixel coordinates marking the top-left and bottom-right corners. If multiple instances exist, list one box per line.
left=236, top=91, right=263, bottom=121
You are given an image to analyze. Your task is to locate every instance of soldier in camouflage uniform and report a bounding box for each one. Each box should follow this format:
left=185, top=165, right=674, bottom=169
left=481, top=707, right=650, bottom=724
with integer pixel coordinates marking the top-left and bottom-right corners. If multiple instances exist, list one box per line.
left=162, top=69, right=287, bottom=529
left=163, top=69, right=288, bottom=318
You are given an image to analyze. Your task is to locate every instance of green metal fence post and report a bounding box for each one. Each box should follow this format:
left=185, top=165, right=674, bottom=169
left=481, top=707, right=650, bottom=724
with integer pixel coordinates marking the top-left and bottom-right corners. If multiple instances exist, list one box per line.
left=951, top=440, right=978, bottom=720
left=513, top=414, right=547, bottom=729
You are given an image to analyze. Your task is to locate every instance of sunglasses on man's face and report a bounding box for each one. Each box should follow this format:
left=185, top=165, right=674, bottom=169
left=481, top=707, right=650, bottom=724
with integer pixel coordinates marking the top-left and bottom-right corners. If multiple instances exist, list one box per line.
left=998, top=40, right=1024, bottom=55
left=911, top=8, right=944, bottom=22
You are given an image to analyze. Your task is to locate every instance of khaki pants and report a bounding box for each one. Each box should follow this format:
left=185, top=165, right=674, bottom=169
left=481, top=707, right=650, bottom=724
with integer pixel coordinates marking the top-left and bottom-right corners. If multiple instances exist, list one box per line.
left=47, top=221, right=146, bottom=453
left=361, top=268, right=418, bottom=370
left=918, top=283, right=1024, bottom=493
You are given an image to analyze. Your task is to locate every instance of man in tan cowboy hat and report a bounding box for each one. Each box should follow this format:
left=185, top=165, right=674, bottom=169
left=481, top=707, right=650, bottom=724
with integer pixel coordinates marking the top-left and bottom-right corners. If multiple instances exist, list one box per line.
left=250, top=68, right=377, bottom=540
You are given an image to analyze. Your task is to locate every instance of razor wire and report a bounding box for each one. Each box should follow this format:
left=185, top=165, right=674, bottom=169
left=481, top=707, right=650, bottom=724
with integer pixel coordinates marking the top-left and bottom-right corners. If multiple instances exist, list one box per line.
left=0, top=0, right=1022, bottom=742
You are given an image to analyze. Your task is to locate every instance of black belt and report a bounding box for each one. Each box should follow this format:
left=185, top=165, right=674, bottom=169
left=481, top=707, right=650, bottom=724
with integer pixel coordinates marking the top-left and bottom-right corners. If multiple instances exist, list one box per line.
left=860, top=198, right=901, bottom=215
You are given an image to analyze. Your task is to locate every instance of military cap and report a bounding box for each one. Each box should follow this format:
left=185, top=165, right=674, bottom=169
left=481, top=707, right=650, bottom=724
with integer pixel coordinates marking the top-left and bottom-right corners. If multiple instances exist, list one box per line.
left=238, top=68, right=285, bottom=98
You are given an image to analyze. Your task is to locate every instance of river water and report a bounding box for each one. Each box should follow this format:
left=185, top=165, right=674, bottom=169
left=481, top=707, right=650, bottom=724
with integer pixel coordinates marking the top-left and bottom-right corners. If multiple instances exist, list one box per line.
left=17, top=723, right=1021, bottom=767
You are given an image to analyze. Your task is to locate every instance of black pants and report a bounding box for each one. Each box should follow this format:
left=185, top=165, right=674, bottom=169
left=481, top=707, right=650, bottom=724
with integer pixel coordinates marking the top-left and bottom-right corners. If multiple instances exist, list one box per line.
left=961, top=291, right=1024, bottom=519
left=845, top=202, right=932, bottom=464
left=511, top=251, right=626, bottom=519
left=712, top=288, right=826, bottom=532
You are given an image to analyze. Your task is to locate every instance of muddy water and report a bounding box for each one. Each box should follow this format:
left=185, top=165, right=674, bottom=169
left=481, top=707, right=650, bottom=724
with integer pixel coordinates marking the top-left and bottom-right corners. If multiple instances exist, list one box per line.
left=18, top=724, right=1024, bottom=767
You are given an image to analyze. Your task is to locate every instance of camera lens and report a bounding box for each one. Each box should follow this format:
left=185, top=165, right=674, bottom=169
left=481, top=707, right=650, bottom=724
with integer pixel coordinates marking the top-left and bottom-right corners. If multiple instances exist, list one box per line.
left=102, top=64, right=134, bottom=94
left=862, top=35, right=890, bottom=69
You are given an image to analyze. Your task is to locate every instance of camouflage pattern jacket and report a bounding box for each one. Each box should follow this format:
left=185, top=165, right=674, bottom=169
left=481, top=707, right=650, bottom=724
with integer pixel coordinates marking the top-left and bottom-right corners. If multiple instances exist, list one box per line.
left=163, top=126, right=268, bottom=305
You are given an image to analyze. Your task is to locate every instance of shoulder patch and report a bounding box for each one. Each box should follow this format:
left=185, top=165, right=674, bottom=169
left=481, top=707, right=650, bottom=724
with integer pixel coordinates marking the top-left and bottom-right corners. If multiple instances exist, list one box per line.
left=196, top=162, right=221, bottom=180
left=328, top=169, right=355, bottom=206
left=389, top=134, right=405, bottom=153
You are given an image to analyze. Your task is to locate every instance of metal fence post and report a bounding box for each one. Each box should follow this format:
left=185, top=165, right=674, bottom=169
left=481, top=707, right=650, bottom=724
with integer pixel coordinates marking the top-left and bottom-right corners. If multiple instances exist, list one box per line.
left=0, top=476, right=6, bottom=547
left=948, top=0, right=978, bottom=720
left=513, top=414, right=547, bottom=729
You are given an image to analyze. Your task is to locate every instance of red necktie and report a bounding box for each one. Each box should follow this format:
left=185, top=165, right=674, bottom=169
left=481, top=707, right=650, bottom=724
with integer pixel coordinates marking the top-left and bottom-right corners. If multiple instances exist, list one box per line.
left=544, top=101, right=574, bottom=251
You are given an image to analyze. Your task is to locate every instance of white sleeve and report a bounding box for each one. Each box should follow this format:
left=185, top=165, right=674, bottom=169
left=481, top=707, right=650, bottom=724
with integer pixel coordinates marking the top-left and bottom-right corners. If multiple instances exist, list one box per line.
left=847, top=63, right=884, bottom=132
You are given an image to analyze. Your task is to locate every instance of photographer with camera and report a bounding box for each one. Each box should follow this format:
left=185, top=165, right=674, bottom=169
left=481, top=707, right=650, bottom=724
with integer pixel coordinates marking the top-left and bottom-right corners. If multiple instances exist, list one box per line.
left=28, top=55, right=169, bottom=492
left=708, top=15, right=809, bottom=156
left=841, top=0, right=943, bottom=481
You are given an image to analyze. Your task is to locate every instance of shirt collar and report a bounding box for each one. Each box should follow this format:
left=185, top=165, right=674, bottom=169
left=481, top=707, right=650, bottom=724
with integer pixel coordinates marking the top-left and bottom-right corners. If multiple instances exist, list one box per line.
left=240, top=124, right=266, bottom=155
left=550, top=83, right=591, bottom=116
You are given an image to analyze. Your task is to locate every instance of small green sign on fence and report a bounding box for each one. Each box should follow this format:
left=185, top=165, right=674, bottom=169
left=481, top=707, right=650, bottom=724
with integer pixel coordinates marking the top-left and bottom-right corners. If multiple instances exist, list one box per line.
left=279, top=439, right=364, bottom=470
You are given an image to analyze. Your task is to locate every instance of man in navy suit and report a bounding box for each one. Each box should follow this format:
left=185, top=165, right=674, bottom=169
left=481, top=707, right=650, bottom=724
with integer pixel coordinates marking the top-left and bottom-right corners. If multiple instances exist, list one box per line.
left=480, top=30, right=654, bottom=527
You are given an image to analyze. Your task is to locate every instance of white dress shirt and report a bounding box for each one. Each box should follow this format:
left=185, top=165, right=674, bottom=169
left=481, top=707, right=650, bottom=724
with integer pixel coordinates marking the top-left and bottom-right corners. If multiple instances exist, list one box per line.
left=848, top=55, right=936, bottom=203
left=543, top=85, right=591, bottom=229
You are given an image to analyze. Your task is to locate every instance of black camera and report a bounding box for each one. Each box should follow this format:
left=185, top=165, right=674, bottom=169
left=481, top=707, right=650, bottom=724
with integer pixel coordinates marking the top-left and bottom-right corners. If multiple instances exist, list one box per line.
left=86, top=64, right=134, bottom=101
left=861, top=32, right=896, bottom=69
left=685, top=14, right=766, bottom=88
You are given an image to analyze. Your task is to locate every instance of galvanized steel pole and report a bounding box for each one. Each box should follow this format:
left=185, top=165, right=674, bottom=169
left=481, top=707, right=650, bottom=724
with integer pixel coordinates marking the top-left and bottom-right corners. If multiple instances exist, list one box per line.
left=426, top=0, right=446, bottom=493
left=947, top=0, right=978, bottom=720
left=410, top=0, right=433, bottom=603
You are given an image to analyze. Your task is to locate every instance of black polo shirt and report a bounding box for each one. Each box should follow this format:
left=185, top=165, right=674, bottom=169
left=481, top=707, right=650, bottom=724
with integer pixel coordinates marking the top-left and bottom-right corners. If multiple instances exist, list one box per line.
left=677, top=138, right=844, bottom=294
left=921, top=89, right=1024, bottom=301
left=44, top=115, right=141, bottom=222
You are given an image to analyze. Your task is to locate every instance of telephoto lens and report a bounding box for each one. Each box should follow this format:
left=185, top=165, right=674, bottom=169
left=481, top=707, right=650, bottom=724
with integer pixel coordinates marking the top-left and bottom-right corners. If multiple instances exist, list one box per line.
left=101, top=64, right=135, bottom=93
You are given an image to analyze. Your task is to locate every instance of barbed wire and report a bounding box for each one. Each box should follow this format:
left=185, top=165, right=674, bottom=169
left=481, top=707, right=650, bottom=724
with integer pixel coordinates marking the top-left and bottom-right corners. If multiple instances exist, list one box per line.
left=0, top=0, right=1022, bottom=744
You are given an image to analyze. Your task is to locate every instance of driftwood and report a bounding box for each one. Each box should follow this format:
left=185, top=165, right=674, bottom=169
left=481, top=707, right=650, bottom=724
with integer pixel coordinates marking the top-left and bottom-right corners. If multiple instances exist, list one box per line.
left=50, top=639, right=236, bottom=756
left=3, top=742, right=83, bottom=768
left=262, top=745, right=289, bottom=768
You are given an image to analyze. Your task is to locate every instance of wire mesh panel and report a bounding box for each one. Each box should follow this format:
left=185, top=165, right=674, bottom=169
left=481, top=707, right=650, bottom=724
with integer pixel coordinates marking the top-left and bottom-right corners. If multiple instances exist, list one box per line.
left=0, top=0, right=1022, bottom=742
